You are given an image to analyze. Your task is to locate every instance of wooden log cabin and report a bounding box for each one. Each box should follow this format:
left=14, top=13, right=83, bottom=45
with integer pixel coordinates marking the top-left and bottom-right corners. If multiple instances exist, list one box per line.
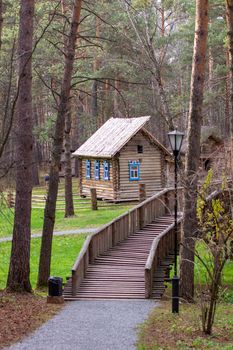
left=73, top=116, right=171, bottom=201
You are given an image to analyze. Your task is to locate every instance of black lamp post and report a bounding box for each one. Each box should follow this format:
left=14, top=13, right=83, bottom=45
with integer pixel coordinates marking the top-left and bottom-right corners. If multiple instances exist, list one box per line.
left=168, top=129, right=184, bottom=314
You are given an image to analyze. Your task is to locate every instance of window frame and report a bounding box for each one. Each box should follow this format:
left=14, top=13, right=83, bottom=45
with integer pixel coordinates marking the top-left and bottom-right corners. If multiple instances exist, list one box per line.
left=129, top=160, right=140, bottom=181
left=94, top=160, right=100, bottom=180
left=86, top=159, right=91, bottom=179
left=103, top=161, right=110, bottom=181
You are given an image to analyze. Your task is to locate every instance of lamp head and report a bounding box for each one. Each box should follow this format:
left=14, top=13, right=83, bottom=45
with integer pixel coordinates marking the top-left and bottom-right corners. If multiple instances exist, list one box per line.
left=168, top=129, right=184, bottom=157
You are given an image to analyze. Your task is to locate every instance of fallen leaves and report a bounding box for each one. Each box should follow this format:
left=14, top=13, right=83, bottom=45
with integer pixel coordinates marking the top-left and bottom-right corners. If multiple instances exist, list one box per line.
left=0, top=291, right=62, bottom=349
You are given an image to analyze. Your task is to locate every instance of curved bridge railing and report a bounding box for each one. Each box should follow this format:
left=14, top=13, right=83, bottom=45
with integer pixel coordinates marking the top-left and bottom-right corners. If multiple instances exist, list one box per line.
left=144, top=216, right=182, bottom=298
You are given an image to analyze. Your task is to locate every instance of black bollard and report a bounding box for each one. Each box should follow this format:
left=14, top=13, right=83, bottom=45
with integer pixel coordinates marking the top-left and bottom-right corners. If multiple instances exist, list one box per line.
left=172, top=275, right=179, bottom=313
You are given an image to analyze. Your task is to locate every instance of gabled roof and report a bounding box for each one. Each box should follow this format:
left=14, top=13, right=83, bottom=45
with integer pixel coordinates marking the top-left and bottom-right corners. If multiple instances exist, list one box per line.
left=73, top=116, right=171, bottom=158
left=141, top=128, right=171, bottom=157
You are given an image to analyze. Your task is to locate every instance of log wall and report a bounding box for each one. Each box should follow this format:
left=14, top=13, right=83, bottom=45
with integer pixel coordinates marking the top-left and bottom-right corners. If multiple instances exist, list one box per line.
left=117, top=131, right=165, bottom=199
left=80, top=157, right=115, bottom=199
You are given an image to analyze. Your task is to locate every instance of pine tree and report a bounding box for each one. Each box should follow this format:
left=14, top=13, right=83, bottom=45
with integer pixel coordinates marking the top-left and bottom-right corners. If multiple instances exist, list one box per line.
left=7, top=0, right=35, bottom=292
left=180, top=0, right=209, bottom=301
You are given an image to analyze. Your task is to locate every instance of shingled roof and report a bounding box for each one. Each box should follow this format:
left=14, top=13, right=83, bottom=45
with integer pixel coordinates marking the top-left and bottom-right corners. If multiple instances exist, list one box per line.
left=73, top=116, right=170, bottom=158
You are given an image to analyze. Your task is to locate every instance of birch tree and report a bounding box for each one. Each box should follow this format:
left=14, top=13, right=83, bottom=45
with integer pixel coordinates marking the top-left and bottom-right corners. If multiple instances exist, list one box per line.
left=122, top=0, right=175, bottom=136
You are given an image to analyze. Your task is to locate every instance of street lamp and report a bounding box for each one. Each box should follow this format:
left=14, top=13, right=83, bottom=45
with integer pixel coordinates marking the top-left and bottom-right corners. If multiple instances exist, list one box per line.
left=168, top=129, right=184, bottom=314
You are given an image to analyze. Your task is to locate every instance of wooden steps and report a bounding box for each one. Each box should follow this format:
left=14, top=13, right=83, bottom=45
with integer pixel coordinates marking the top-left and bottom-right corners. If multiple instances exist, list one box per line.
left=63, top=215, right=175, bottom=300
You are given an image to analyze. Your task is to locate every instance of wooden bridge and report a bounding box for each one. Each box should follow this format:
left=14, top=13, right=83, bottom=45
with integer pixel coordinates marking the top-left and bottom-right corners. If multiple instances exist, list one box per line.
left=63, top=188, right=183, bottom=300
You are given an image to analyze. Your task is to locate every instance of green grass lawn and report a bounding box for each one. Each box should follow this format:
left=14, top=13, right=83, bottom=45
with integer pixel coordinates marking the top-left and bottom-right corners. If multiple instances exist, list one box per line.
left=0, top=178, right=133, bottom=238
left=195, top=258, right=233, bottom=287
left=0, top=234, right=86, bottom=289
left=31, top=206, right=132, bottom=232
left=0, top=206, right=132, bottom=238
left=194, top=241, right=233, bottom=287
left=0, top=206, right=14, bottom=238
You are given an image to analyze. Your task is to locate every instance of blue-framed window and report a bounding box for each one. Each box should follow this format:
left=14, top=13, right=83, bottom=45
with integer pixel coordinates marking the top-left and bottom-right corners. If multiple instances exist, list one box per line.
left=86, top=160, right=91, bottom=179
left=103, top=161, right=110, bottom=181
left=94, top=160, right=100, bottom=180
left=129, top=161, right=140, bottom=181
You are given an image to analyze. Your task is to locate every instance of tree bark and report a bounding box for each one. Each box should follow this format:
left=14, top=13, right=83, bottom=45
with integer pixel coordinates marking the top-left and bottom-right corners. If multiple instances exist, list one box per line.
left=73, top=93, right=84, bottom=177
left=91, top=16, right=100, bottom=127
left=32, top=108, right=40, bottom=186
left=225, top=0, right=233, bottom=178
left=91, top=79, right=98, bottom=122
left=180, top=0, right=209, bottom=302
left=0, top=0, right=3, bottom=50
left=64, top=104, right=74, bottom=217
left=7, top=0, right=34, bottom=292
left=208, top=46, right=214, bottom=125
left=224, top=74, right=230, bottom=137
left=161, top=5, right=165, bottom=37
left=62, top=0, right=74, bottom=216
left=37, top=0, right=82, bottom=287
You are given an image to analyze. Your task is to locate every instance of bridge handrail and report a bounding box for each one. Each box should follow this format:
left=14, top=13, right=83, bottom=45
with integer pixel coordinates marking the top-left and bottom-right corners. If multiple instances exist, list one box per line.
left=71, top=187, right=183, bottom=295
left=144, top=216, right=183, bottom=298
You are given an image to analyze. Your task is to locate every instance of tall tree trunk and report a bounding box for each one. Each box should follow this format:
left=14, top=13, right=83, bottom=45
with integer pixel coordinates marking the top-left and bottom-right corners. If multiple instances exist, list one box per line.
left=208, top=46, right=214, bottom=125
left=73, top=93, right=84, bottom=177
left=64, top=104, right=74, bottom=217
left=91, top=16, right=100, bottom=127
left=113, top=78, right=123, bottom=118
left=224, top=75, right=230, bottom=138
left=0, top=0, right=3, bottom=50
left=62, top=0, right=74, bottom=216
left=32, top=107, right=40, bottom=186
left=152, top=73, right=174, bottom=133
left=161, top=5, right=165, bottom=37
left=32, top=150, right=40, bottom=186
left=91, top=79, right=98, bottom=123
left=103, top=79, right=110, bottom=124
left=7, top=0, right=34, bottom=292
left=180, top=0, right=209, bottom=302
left=225, top=0, right=233, bottom=178
left=37, top=0, right=82, bottom=287
left=113, top=79, right=118, bottom=114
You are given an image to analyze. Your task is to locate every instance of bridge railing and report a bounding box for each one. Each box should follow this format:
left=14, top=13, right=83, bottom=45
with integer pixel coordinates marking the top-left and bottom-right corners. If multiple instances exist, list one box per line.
left=144, top=217, right=182, bottom=298
left=71, top=187, right=183, bottom=295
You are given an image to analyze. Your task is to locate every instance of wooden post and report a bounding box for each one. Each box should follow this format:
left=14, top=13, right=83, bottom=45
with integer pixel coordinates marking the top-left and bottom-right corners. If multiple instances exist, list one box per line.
left=145, top=268, right=152, bottom=298
left=139, top=183, right=146, bottom=202
left=7, top=191, right=14, bottom=208
left=164, top=191, right=169, bottom=214
left=139, top=206, right=145, bottom=229
left=78, top=158, right=82, bottom=195
left=90, top=188, right=98, bottom=210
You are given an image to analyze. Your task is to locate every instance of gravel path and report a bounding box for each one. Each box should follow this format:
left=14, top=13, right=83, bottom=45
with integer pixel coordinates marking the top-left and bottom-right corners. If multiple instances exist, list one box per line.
left=7, top=300, right=156, bottom=350
left=0, top=228, right=98, bottom=243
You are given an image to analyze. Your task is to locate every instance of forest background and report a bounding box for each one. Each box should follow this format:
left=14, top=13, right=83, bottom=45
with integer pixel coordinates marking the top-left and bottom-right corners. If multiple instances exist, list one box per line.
left=0, top=0, right=229, bottom=184
left=0, top=1, right=232, bottom=347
